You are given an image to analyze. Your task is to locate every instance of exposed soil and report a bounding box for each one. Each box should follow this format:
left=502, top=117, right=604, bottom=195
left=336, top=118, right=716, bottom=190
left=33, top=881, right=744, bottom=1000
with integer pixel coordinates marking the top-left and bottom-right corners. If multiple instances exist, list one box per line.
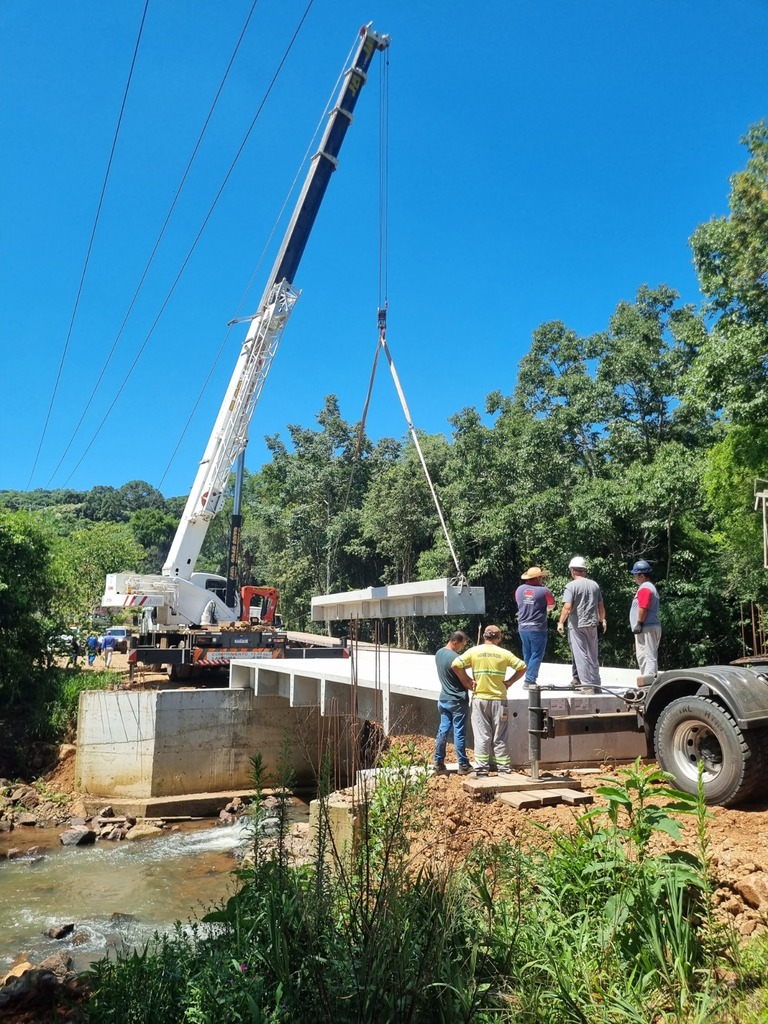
left=394, top=733, right=768, bottom=941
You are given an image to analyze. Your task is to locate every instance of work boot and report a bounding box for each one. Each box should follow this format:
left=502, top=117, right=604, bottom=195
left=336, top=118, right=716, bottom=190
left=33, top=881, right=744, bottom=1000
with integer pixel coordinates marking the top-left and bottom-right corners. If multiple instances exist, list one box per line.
left=457, top=764, right=472, bottom=776
left=432, top=762, right=448, bottom=776
left=497, top=766, right=513, bottom=775
left=473, top=767, right=489, bottom=779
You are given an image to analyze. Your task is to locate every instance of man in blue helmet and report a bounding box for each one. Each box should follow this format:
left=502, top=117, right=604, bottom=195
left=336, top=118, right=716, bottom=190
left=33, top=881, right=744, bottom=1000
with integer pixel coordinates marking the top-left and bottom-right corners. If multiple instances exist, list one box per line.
left=629, top=560, right=661, bottom=684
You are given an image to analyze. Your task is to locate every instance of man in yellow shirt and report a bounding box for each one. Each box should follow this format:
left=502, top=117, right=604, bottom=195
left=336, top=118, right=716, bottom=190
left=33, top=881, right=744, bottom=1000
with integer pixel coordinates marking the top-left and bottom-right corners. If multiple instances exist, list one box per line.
left=452, top=626, right=526, bottom=777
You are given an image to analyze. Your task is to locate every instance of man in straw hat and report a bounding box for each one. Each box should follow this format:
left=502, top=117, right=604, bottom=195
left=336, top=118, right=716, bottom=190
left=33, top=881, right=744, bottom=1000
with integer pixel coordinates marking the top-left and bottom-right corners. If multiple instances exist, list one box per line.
left=515, top=567, right=556, bottom=688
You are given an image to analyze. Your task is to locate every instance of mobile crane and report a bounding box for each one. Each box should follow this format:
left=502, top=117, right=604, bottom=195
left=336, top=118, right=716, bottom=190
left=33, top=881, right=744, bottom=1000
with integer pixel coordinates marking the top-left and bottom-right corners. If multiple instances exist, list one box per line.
left=101, top=24, right=390, bottom=674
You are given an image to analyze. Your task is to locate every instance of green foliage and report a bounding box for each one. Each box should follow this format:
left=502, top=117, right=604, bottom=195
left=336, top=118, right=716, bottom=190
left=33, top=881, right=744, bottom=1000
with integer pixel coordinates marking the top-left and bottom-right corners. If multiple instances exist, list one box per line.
left=513, top=761, right=723, bottom=1022
left=83, top=755, right=736, bottom=1023
left=28, top=668, right=115, bottom=742
left=51, top=520, right=144, bottom=625
left=0, top=509, right=58, bottom=705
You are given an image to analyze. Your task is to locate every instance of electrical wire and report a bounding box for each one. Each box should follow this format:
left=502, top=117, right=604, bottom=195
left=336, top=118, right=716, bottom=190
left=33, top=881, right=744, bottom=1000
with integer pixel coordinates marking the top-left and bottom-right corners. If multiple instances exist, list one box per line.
left=44, top=0, right=262, bottom=489
left=61, top=0, right=316, bottom=487
left=157, top=27, right=358, bottom=493
left=27, top=0, right=150, bottom=488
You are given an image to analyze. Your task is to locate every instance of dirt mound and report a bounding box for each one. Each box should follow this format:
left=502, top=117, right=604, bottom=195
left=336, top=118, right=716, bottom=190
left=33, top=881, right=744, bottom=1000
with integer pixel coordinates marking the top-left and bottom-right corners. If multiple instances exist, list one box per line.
left=413, top=765, right=768, bottom=940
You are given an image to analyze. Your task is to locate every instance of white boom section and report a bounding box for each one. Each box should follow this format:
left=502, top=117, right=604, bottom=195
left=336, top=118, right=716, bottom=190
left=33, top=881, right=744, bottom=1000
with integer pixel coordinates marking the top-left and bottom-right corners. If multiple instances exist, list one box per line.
left=163, top=280, right=299, bottom=580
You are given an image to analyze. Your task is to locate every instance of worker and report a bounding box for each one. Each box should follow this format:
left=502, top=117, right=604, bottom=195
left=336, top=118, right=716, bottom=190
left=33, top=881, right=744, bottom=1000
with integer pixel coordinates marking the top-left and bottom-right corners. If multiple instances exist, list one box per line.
left=432, top=630, right=472, bottom=776
left=101, top=632, right=117, bottom=669
left=86, top=635, right=98, bottom=666
left=556, top=556, right=606, bottom=692
left=451, top=626, right=526, bottom=778
left=629, top=560, right=661, bottom=684
left=515, top=567, right=555, bottom=688
left=201, top=600, right=218, bottom=627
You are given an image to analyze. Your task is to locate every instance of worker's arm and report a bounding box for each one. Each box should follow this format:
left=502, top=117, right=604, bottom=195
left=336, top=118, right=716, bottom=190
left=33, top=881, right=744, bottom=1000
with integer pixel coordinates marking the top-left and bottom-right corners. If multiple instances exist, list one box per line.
left=599, top=600, right=607, bottom=634
left=505, top=666, right=526, bottom=688
left=557, top=602, right=572, bottom=635
left=452, top=665, right=475, bottom=691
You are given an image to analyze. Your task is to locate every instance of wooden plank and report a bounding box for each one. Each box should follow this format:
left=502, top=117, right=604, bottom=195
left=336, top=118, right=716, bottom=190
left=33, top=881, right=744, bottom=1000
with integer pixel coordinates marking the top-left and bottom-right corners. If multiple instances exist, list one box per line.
left=540, top=788, right=594, bottom=806
left=462, top=772, right=583, bottom=795
left=497, top=791, right=543, bottom=809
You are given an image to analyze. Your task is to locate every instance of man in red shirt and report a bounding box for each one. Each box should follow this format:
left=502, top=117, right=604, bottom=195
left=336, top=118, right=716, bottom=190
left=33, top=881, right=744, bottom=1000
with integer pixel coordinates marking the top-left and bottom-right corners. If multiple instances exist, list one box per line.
left=629, top=560, right=661, bottom=684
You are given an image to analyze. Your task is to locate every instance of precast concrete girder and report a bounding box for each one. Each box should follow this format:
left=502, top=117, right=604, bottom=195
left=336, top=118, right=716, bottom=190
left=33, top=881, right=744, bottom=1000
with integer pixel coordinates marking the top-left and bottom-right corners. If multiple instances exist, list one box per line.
left=310, top=578, right=486, bottom=622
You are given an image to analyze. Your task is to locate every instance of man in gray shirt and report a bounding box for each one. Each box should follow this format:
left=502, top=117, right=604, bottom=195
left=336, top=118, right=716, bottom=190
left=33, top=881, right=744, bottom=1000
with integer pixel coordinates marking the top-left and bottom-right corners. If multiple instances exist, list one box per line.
left=556, top=556, right=606, bottom=690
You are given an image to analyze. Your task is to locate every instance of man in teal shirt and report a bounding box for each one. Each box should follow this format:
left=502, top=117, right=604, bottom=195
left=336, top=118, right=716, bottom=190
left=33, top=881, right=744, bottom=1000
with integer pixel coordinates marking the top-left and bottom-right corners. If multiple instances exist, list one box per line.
left=433, top=631, right=471, bottom=775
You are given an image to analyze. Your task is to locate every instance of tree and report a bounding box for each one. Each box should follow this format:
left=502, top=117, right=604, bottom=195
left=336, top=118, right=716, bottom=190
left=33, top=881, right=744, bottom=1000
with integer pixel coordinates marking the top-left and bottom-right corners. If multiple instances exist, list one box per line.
left=689, top=121, right=768, bottom=427
left=687, top=122, right=768, bottom=612
left=81, top=485, right=125, bottom=522
left=0, top=510, right=57, bottom=706
left=52, top=522, right=144, bottom=625
left=129, top=507, right=178, bottom=572
left=230, top=398, right=383, bottom=630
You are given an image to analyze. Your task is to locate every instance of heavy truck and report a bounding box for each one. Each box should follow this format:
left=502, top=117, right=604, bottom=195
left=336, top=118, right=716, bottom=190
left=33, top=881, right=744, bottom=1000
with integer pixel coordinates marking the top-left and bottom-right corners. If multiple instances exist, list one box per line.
left=544, top=484, right=768, bottom=807
left=101, top=25, right=390, bottom=676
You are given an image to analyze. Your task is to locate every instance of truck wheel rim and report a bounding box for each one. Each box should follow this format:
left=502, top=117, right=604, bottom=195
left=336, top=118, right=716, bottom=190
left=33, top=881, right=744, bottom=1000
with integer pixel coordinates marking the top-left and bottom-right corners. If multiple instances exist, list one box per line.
left=670, top=722, right=723, bottom=784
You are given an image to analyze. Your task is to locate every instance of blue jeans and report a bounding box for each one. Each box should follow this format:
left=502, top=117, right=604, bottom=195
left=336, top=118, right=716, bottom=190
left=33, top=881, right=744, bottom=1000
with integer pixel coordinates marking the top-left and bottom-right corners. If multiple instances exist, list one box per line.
left=520, top=630, right=548, bottom=684
left=434, top=699, right=470, bottom=767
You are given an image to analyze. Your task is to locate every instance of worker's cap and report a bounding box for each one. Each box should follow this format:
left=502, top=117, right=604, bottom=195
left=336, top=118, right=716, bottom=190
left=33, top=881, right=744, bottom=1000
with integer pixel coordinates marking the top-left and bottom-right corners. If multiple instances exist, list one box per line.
left=568, top=556, right=587, bottom=570
left=521, top=566, right=548, bottom=580
left=483, top=626, right=501, bottom=639
left=630, top=559, right=652, bottom=575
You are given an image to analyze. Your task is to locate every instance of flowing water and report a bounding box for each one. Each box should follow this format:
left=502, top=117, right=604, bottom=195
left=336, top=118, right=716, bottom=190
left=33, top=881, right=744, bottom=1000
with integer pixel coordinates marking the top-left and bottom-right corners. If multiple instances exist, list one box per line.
left=0, top=819, right=256, bottom=973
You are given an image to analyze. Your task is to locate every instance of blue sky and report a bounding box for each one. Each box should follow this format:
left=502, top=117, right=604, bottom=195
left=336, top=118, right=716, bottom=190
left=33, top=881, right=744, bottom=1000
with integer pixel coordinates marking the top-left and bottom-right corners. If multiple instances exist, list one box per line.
left=1, top=1, right=766, bottom=499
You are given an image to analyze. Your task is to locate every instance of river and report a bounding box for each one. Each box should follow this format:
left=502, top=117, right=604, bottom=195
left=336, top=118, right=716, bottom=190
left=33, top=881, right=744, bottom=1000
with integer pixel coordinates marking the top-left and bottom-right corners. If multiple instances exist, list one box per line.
left=0, top=818, right=257, bottom=974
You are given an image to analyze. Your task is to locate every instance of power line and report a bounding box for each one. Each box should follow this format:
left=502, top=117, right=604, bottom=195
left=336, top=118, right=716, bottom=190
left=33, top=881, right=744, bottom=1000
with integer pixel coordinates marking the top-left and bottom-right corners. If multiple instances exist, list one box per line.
left=27, top=0, right=150, bottom=488
left=157, top=23, right=357, bottom=494
left=62, top=0, right=317, bottom=488
left=45, top=0, right=262, bottom=489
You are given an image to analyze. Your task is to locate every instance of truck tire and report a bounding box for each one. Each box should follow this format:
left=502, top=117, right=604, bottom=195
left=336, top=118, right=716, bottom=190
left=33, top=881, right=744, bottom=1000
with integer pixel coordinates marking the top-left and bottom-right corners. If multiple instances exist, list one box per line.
left=654, top=696, right=768, bottom=806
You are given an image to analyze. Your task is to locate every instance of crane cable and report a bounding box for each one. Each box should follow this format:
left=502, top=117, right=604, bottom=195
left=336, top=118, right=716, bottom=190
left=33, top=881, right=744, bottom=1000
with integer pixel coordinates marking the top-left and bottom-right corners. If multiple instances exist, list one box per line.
left=331, top=49, right=468, bottom=589
left=28, top=0, right=150, bottom=488
left=60, top=0, right=316, bottom=488
left=45, top=0, right=263, bottom=489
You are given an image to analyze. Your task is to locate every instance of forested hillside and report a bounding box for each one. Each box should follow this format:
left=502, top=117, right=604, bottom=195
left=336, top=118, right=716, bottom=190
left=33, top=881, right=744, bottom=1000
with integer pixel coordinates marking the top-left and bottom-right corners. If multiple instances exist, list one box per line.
left=1, top=123, right=766, bottom=685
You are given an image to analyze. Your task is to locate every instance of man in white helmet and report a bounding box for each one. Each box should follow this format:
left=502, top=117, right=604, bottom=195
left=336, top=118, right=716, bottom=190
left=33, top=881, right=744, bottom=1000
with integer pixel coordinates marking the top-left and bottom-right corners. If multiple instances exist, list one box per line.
left=556, top=557, right=606, bottom=691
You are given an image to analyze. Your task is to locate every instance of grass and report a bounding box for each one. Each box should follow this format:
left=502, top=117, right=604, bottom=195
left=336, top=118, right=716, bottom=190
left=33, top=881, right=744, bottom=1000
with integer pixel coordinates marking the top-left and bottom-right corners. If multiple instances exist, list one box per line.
left=79, top=755, right=766, bottom=1023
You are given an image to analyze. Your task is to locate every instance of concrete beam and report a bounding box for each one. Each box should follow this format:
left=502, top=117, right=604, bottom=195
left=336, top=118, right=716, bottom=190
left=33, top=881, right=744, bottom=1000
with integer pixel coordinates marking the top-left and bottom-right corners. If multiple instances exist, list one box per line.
left=310, top=578, right=485, bottom=621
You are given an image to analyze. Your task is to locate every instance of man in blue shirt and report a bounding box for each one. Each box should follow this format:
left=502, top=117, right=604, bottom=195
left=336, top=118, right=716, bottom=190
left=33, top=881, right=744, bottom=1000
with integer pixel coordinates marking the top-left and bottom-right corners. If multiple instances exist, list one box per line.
left=433, top=631, right=471, bottom=775
left=101, top=632, right=117, bottom=669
